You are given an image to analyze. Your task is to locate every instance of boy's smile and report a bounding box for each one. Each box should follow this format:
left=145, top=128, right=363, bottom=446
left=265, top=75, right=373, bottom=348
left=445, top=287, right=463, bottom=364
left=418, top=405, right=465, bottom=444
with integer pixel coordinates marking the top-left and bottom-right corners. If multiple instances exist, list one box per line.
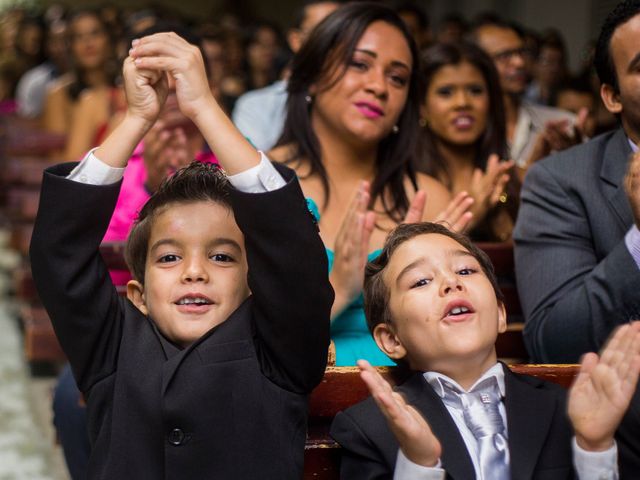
left=376, top=233, right=506, bottom=378
left=127, top=200, right=250, bottom=347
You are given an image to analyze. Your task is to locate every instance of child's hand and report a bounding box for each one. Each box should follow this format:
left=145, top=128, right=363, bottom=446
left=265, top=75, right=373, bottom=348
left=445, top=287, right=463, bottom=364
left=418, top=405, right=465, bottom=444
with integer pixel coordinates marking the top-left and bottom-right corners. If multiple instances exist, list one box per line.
left=568, top=322, right=640, bottom=451
left=329, top=182, right=375, bottom=319
left=358, top=360, right=442, bottom=467
left=122, top=55, right=167, bottom=127
left=129, top=33, right=212, bottom=122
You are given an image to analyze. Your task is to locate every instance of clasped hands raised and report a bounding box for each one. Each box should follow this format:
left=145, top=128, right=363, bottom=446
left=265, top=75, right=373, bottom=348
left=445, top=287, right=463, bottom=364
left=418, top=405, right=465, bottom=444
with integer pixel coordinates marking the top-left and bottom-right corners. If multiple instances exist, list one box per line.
left=123, top=32, right=212, bottom=137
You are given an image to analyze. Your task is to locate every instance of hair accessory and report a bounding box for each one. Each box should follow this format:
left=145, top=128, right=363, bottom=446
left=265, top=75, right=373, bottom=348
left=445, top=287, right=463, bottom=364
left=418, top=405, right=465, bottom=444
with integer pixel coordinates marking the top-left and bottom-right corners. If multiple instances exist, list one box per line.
left=392, top=125, right=399, bottom=134
left=305, top=94, right=313, bottom=104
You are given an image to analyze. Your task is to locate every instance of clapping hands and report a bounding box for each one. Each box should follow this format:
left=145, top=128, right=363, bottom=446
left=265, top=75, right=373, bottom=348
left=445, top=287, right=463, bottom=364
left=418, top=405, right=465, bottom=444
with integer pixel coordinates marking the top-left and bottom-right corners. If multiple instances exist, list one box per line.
left=358, top=360, right=442, bottom=467
left=569, top=322, right=640, bottom=451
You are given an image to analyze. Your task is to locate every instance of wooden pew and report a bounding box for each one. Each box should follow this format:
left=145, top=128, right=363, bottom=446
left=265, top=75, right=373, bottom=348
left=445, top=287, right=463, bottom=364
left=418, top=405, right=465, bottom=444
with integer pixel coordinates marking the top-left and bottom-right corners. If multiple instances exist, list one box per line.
left=477, top=241, right=527, bottom=362
left=303, top=364, right=579, bottom=479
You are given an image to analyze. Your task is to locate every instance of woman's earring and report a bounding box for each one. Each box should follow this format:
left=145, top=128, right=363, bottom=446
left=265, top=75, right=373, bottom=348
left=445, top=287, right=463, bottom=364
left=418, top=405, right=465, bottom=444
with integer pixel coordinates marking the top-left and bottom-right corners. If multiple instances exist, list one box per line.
left=419, top=118, right=428, bottom=128
left=305, top=94, right=313, bottom=104
left=392, top=125, right=399, bottom=134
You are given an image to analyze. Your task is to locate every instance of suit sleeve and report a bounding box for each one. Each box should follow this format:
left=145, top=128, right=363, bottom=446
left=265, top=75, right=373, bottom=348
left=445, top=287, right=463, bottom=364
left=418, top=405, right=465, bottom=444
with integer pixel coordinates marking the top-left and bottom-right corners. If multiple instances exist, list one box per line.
left=514, top=161, right=640, bottom=362
left=230, top=163, right=333, bottom=393
left=29, top=163, right=126, bottom=391
left=331, top=410, right=395, bottom=480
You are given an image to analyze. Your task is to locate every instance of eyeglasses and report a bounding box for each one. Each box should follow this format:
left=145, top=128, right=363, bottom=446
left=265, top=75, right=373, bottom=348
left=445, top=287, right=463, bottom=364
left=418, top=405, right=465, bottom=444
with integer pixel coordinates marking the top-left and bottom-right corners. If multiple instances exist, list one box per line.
left=492, top=47, right=531, bottom=63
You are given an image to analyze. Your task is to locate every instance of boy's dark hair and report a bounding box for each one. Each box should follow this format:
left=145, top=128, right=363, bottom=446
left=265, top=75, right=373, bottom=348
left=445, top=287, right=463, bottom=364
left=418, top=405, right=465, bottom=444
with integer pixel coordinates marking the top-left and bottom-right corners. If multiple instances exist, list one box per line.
left=125, top=162, right=231, bottom=283
left=595, top=0, right=640, bottom=91
left=364, top=222, right=504, bottom=332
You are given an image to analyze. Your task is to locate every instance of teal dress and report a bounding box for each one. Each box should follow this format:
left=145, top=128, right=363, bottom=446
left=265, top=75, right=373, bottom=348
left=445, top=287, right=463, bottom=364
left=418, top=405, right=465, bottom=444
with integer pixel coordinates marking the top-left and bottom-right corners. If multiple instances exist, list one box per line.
left=307, top=199, right=395, bottom=366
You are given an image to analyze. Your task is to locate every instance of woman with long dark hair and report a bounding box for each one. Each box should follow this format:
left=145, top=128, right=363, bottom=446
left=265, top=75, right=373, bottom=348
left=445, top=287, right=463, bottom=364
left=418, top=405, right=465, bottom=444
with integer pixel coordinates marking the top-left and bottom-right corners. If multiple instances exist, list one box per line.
left=270, top=3, right=471, bottom=366
left=418, top=41, right=518, bottom=241
left=43, top=8, right=120, bottom=160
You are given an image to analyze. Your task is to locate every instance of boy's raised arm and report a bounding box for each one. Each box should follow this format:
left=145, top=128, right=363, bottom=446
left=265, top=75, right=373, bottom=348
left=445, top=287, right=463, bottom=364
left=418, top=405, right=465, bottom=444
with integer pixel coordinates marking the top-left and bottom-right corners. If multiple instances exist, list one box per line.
left=30, top=56, right=169, bottom=390
left=129, top=33, right=332, bottom=392
left=94, top=57, right=168, bottom=168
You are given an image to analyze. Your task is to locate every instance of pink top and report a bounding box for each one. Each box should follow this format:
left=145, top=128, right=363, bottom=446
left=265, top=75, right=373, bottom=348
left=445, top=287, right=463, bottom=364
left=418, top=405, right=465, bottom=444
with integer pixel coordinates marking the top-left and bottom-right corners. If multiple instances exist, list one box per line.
left=102, top=143, right=217, bottom=284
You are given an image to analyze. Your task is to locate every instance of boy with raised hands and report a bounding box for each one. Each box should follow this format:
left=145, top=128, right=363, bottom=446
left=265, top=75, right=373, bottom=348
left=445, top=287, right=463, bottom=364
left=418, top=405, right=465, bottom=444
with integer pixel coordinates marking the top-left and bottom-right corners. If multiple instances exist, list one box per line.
left=330, top=222, right=640, bottom=479
left=30, top=32, right=332, bottom=479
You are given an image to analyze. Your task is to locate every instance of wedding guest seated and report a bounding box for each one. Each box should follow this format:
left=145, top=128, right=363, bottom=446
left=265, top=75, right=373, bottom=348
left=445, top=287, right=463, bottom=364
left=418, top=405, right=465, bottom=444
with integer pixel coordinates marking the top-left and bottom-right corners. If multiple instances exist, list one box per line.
left=331, top=221, right=638, bottom=479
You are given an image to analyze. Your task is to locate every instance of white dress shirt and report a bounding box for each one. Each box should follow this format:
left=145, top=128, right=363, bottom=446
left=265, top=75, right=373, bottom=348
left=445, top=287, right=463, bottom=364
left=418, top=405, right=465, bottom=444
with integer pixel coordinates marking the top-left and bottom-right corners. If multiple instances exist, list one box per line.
left=66, top=149, right=286, bottom=193
left=394, top=363, right=618, bottom=480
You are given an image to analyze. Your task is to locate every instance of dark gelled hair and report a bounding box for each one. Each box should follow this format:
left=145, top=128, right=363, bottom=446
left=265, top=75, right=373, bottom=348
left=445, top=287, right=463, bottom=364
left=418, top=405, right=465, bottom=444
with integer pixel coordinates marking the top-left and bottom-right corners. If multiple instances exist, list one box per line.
left=125, top=162, right=231, bottom=283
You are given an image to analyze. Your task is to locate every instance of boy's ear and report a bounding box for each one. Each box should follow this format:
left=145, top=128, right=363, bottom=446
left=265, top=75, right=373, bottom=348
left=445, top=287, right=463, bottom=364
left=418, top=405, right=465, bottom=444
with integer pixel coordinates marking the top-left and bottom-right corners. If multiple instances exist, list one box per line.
left=600, top=83, right=622, bottom=115
left=127, top=280, right=148, bottom=316
left=373, top=323, right=407, bottom=360
left=497, top=301, right=507, bottom=334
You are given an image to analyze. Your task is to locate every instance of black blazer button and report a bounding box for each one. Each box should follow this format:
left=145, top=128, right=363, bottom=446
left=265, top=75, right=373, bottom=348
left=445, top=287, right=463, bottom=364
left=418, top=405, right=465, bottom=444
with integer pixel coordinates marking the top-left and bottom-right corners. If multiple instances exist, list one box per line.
left=168, top=428, right=185, bottom=446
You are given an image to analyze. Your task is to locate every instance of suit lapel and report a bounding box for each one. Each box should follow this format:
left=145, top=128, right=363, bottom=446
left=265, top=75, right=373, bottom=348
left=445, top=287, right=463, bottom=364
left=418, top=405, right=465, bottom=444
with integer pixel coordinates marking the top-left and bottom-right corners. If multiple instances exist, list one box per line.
left=503, top=365, right=557, bottom=480
left=600, top=128, right=633, bottom=231
left=402, top=374, right=476, bottom=480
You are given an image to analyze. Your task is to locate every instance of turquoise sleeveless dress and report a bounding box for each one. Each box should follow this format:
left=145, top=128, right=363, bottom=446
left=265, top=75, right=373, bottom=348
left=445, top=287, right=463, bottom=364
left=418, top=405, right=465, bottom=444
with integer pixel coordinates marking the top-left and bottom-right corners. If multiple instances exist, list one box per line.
left=306, top=199, right=395, bottom=366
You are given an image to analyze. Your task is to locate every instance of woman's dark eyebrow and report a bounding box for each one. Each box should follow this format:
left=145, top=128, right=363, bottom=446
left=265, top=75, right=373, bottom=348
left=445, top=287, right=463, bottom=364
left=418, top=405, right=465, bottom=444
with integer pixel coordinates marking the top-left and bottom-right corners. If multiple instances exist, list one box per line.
left=354, top=48, right=410, bottom=71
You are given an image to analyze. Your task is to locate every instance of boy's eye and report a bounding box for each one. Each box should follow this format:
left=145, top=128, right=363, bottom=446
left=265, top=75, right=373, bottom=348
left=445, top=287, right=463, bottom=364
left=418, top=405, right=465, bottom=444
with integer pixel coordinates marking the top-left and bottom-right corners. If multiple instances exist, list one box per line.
left=158, top=254, right=180, bottom=263
left=410, top=278, right=430, bottom=289
left=457, top=268, right=477, bottom=275
left=211, top=253, right=233, bottom=263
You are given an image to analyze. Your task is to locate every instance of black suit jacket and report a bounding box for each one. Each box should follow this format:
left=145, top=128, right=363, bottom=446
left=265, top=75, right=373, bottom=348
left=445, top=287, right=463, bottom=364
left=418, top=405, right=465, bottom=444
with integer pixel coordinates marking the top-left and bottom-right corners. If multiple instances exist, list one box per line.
left=330, top=365, right=573, bottom=480
left=30, top=163, right=333, bottom=480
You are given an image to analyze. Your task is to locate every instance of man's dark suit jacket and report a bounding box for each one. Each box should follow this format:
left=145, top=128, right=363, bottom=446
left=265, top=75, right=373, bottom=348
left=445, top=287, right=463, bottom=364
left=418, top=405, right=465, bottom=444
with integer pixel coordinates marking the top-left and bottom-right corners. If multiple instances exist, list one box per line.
left=514, top=128, right=640, bottom=363
left=513, top=127, right=640, bottom=476
left=29, top=163, right=333, bottom=479
left=330, top=365, right=574, bottom=480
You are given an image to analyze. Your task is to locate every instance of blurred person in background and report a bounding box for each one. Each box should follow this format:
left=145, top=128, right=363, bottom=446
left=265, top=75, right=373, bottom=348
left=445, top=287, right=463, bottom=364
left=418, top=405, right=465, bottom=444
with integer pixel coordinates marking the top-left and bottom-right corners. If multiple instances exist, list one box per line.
left=16, top=19, right=69, bottom=120
left=525, top=29, right=569, bottom=106
left=436, top=13, right=467, bottom=44
left=394, top=1, right=431, bottom=50
left=555, top=75, right=597, bottom=138
left=470, top=17, right=583, bottom=175
left=42, top=8, right=119, bottom=159
left=233, top=0, right=339, bottom=151
left=417, top=42, right=518, bottom=242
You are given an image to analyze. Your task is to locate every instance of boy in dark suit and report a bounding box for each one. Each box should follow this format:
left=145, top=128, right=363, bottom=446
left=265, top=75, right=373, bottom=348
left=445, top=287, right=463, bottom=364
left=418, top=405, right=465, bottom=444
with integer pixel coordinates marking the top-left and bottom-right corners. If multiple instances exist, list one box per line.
left=30, top=32, right=332, bottom=479
left=331, top=222, right=640, bottom=479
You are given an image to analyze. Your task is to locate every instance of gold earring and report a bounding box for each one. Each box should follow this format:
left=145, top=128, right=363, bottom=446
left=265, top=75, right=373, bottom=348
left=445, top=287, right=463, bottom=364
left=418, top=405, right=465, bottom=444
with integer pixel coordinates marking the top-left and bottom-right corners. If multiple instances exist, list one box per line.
left=419, top=118, right=428, bottom=127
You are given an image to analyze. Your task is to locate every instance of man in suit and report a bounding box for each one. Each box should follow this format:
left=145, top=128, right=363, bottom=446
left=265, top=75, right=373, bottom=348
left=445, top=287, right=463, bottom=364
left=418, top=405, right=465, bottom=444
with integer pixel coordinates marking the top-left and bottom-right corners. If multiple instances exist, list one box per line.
left=30, top=32, right=332, bottom=479
left=514, top=0, right=640, bottom=370
left=514, top=1, right=640, bottom=474
left=330, top=222, right=637, bottom=479
left=469, top=18, right=579, bottom=170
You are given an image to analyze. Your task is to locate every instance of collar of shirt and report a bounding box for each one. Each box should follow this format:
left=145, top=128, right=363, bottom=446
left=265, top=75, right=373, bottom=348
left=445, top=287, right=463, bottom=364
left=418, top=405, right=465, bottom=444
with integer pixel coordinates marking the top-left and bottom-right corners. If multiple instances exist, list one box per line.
left=628, top=137, right=638, bottom=153
left=423, top=363, right=506, bottom=400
